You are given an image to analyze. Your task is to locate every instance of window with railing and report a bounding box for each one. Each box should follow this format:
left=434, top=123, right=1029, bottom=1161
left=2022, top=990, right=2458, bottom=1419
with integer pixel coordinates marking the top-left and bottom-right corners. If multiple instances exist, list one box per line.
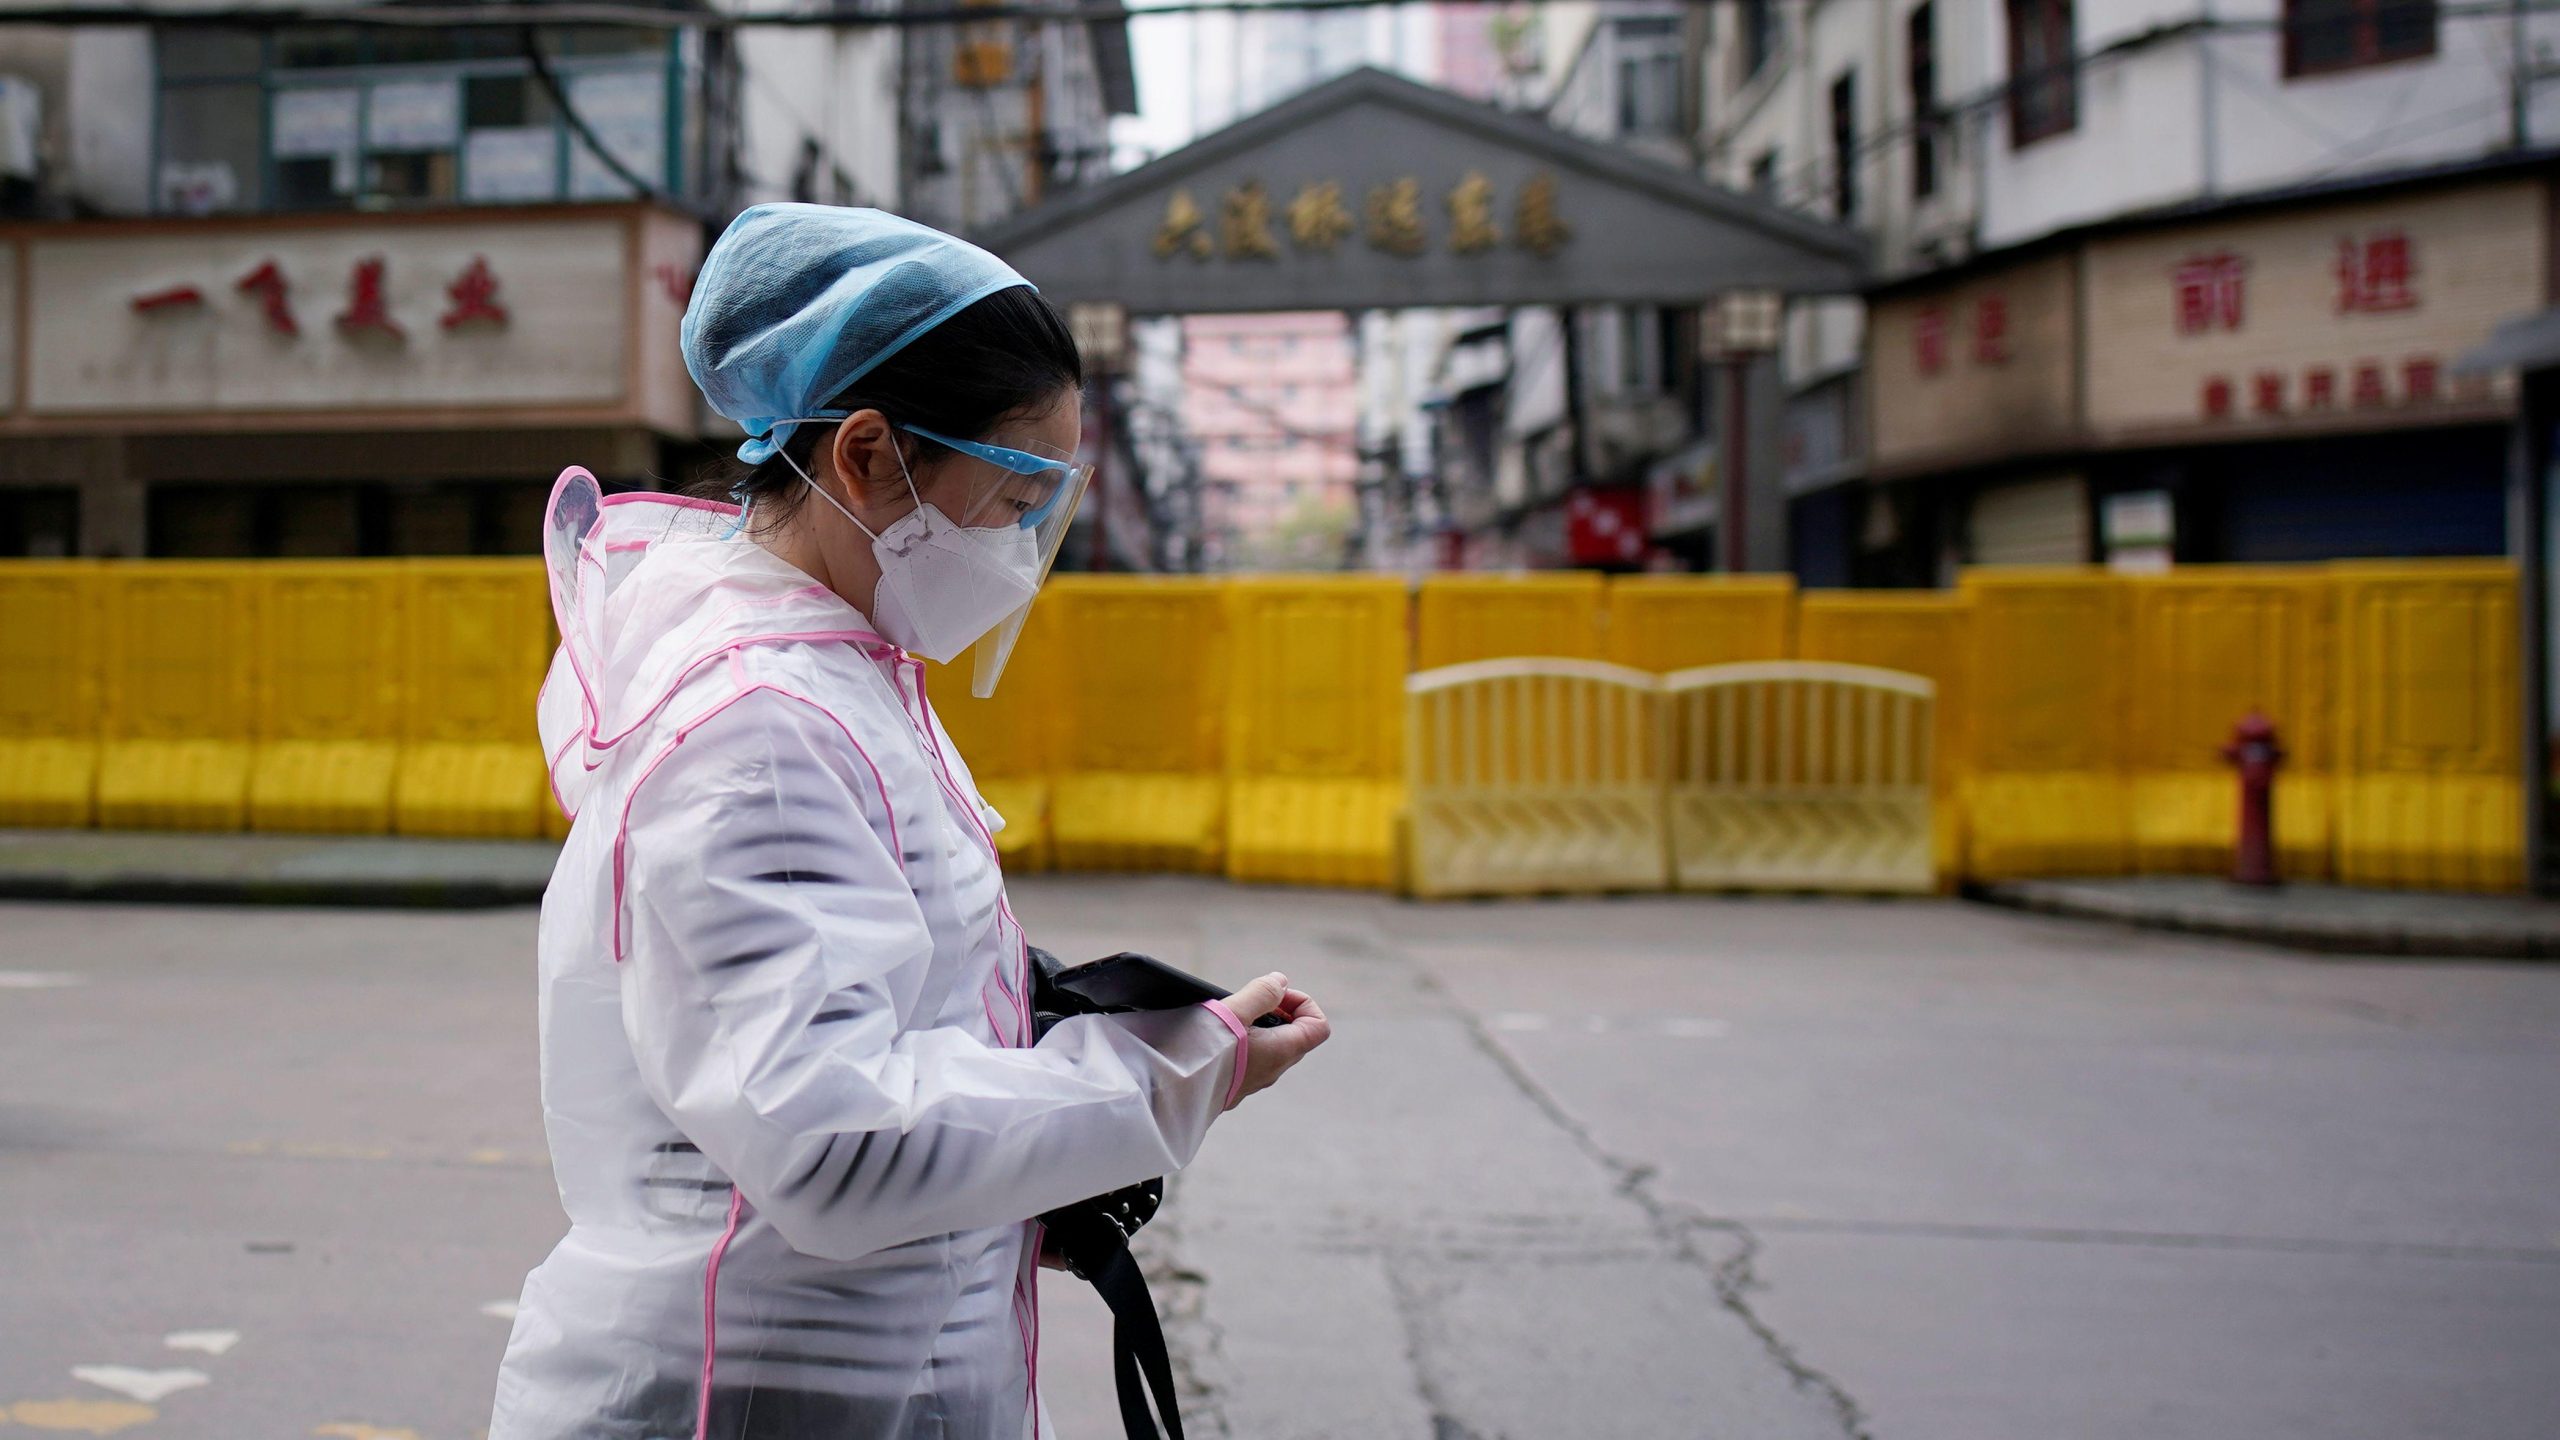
left=1829, top=70, right=1858, bottom=219
left=2283, top=0, right=2437, bottom=77
left=2004, top=0, right=2077, bottom=147
left=1739, top=0, right=1778, bottom=84
left=154, top=25, right=681, bottom=216
left=1908, top=2, right=1940, bottom=199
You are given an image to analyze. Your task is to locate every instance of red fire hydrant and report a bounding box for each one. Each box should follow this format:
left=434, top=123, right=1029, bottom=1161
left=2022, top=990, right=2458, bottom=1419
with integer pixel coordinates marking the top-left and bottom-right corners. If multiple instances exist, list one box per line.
left=2221, top=709, right=2285, bottom=886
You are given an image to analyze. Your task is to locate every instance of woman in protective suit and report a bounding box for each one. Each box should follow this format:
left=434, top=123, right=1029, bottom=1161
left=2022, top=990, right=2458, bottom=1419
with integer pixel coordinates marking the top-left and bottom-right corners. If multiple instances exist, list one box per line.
left=492, top=204, right=1330, bottom=1440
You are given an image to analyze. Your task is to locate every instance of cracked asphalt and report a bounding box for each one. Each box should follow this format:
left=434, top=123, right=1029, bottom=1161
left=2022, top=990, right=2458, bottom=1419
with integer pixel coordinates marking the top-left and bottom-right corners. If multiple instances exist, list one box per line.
left=4, top=882, right=2558, bottom=1439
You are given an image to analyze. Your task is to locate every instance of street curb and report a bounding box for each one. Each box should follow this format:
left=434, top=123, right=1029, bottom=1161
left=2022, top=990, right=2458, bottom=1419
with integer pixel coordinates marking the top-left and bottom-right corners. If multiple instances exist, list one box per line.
left=0, top=831, right=558, bottom=910
left=0, top=872, right=549, bottom=909
left=1970, top=881, right=2560, bottom=960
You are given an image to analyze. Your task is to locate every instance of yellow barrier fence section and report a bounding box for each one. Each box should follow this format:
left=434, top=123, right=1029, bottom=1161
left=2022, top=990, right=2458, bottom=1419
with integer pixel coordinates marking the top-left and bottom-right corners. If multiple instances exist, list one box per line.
left=1604, top=574, right=1796, bottom=673
left=2332, top=560, right=2522, bottom=890
left=1415, top=573, right=1603, bottom=669
left=396, top=560, right=551, bottom=839
left=99, top=563, right=261, bottom=830
left=2126, top=568, right=2336, bottom=880
left=925, top=600, right=1061, bottom=870
left=1662, top=662, right=1935, bottom=893
left=1795, top=590, right=1970, bottom=877
left=1962, top=568, right=2132, bottom=879
left=0, top=557, right=2529, bottom=893
left=1405, top=659, right=1667, bottom=897
left=254, top=563, right=407, bottom=834
left=1223, top=576, right=1409, bottom=888
left=1046, top=576, right=1230, bottom=871
left=0, top=562, right=103, bottom=827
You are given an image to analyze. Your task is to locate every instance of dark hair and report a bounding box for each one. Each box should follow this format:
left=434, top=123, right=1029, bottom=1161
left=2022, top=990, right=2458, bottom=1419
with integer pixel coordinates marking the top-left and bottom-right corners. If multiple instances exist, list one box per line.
left=691, top=284, right=1082, bottom=526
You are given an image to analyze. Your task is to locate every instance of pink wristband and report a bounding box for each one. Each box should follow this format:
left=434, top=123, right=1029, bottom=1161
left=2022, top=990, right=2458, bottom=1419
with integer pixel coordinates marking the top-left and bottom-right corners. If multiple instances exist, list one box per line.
left=1200, top=999, right=1251, bottom=1108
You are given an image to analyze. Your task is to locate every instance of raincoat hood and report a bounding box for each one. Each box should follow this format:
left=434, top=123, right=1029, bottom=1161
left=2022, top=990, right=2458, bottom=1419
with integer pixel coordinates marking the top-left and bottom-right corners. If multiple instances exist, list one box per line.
left=537, top=467, right=889, bottom=822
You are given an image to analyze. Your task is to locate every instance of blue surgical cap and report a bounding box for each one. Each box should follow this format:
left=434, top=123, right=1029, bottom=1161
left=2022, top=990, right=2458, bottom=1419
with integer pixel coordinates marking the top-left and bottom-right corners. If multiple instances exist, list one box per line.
left=680, top=204, right=1035, bottom=464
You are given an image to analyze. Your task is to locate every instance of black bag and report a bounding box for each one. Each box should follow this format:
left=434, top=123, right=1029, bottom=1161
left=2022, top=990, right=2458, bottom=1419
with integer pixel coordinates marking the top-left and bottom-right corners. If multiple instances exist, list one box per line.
left=1028, top=948, right=1276, bottom=1440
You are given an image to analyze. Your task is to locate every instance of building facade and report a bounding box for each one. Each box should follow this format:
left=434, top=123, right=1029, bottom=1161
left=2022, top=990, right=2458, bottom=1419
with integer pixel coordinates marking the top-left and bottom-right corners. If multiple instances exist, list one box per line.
left=0, top=7, right=1141, bottom=561
left=1695, top=0, right=2560, bottom=580
left=1181, top=311, right=1361, bottom=568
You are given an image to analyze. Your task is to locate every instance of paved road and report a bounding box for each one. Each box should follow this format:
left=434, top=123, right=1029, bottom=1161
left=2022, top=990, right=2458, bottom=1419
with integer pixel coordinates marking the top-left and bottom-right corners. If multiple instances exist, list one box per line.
left=3, top=882, right=2556, bottom=1439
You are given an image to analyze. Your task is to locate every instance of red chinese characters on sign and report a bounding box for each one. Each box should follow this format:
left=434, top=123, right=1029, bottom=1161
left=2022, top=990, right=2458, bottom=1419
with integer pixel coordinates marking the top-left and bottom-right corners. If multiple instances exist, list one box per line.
left=2200, top=375, right=2236, bottom=419
left=2351, top=360, right=2388, bottom=408
left=441, top=256, right=508, bottom=330
left=2403, top=356, right=2440, bottom=403
left=653, top=262, right=695, bottom=308
left=2336, top=231, right=2417, bottom=314
left=131, top=285, right=206, bottom=315
left=2304, top=367, right=2337, bottom=409
left=2173, top=251, right=2247, bottom=335
left=236, top=259, right=300, bottom=337
left=2251, top=371, right=2284, bottom=415
left=1973, top=297, right=2010, bottom=364
left=1914, top=306, right=1949, bottom=376
left=335, top=257, right=405, bottom=340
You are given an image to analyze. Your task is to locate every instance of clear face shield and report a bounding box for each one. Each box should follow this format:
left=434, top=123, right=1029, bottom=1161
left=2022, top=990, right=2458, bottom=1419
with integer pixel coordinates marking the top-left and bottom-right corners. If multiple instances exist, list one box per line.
left=899, top=424, right=1090, bottom=699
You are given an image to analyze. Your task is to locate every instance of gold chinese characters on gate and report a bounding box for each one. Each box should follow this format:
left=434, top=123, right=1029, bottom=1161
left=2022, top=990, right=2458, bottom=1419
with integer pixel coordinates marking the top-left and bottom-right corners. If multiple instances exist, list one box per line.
left=1152, top=172, right=1572, bottom=262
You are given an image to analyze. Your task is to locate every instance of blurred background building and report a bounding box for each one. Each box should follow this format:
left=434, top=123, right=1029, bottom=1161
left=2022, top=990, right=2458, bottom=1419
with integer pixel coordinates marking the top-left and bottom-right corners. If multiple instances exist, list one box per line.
left=0, top=0, right=2549, bottom=577
left=0, top=0, right=1128, bottom=561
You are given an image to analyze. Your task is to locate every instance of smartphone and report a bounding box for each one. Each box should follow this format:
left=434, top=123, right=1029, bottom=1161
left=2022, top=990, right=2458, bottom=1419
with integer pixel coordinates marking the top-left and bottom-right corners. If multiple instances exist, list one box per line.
left=1046, top=952, right=1290, bottom=1028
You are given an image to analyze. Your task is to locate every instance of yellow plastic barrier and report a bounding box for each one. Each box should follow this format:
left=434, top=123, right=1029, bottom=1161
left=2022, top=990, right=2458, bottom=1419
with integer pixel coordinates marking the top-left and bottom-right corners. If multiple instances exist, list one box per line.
left=0, top=562, right=103, bottom=827
left=1662, top=661, right=1935, bottom=893
left=1405, top=658, right=1667, bottom=897
left=97, top=563, right=260, bottom=830
left=1605, top=574, right=1795, bottom=672
left=251, top=563, right=405, bottom=833
left=1047, top=577, right=1229, bottom=871
left=2125, top=568, right=2336, bottom=879
left=1961, top=569, right=2130, bottom=879
left=2332, top=560, right=2522, bottom=890
left=1796, top=590, right=1971, bottom=875
left=925, top=600, right=1061, bottom=870
left=1415, top=573, right=1603, bottom=669
left=1224, top=576, right=1409, bottom=887
left=395, top=560, right=550, bottom=838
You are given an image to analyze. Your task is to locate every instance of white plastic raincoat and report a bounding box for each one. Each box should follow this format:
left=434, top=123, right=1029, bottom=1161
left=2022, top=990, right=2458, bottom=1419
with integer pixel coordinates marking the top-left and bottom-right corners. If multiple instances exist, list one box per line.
left=490, top=471, right=1246, bottom=1440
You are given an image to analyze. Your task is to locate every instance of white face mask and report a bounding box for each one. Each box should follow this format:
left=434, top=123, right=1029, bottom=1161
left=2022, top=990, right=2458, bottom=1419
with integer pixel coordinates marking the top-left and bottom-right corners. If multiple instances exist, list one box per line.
left=783, top=440, right=1042, bottom=664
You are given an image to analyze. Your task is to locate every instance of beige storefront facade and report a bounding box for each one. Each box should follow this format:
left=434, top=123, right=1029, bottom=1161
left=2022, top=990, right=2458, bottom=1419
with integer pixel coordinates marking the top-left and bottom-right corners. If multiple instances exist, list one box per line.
left=0, top=202, right=702, bottom=557
left=1864, top=164, right=2552, bottom=573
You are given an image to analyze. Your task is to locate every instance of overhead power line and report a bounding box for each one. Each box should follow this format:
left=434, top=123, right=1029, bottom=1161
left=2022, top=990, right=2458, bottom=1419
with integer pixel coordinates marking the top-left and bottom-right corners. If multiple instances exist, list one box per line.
left=0, top=0, right=1735, bottom=27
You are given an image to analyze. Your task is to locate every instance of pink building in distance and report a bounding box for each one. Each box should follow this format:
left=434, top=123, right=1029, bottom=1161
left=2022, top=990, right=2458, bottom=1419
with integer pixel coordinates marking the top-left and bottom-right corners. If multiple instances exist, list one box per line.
left=1181, top=311, right=1360, bottom=565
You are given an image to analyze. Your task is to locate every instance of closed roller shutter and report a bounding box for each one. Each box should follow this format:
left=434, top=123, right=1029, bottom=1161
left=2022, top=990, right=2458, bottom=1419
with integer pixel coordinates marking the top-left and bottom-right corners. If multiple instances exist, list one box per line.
left=1969, top=474, right=2089, bottom=566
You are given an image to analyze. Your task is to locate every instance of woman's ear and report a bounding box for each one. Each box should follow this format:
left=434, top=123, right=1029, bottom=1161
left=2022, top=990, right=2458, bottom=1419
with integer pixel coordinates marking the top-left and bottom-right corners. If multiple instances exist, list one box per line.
left=827, top=409, right=900, bottom=496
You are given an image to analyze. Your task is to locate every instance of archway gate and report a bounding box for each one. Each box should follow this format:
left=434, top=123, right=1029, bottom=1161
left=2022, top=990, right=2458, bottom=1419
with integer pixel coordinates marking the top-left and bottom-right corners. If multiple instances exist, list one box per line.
left=977, top=67, right=1866, bottom=314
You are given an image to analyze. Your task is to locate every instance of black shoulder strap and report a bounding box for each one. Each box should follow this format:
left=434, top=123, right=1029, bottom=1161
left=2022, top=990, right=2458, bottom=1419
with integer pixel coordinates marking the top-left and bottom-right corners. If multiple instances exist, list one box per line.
left=1089, top=1244, right=1185, bottom=1440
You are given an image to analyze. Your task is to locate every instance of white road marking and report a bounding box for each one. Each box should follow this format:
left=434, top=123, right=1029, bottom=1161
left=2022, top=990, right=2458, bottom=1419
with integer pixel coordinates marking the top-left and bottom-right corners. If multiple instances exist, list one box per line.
left=478, top=1300, right=518, bottom=1321
left=0, top=971, right=83, bottom=989
left=1659, top=1017, right=1732, bottom=1039
left=1489, top=1012, right=1551, bottom=1031
left=70, top=1366, right=210, bottom=1404
left=162, top=1330, right=240, bottom=1356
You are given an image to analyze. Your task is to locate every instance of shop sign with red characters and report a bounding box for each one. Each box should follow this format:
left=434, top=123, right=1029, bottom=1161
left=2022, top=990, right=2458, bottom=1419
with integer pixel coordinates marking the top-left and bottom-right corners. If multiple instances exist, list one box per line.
left=21, top=216, right=665, bottom=416
left=2083, top=181, right=2537, bottom=435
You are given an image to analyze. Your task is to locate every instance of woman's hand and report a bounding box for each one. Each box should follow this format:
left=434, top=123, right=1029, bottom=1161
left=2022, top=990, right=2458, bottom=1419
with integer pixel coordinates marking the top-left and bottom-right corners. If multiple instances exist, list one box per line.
left=1216, top=972, right=1330, bottom=1109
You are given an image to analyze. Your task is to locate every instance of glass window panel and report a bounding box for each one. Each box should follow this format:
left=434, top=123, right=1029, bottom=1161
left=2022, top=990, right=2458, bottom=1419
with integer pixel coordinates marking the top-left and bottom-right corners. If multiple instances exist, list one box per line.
left=275, top=26, right=365, bottom=68
left=464, top=126, right=560, bottom=201
left=366, top=151, right=458, bottom=204
left=366, top=78, right=459, bottom=150
left=156, top=27, right=263, bottom=81
left=272, top=87, right=359, bottom=157
left=466, top=72, right=554, bottom=130
left=156, top=81, right=262, bottom=213
left=563, top=68, right=665, bottom=198
left=276, top=155, right=354, bottom=211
